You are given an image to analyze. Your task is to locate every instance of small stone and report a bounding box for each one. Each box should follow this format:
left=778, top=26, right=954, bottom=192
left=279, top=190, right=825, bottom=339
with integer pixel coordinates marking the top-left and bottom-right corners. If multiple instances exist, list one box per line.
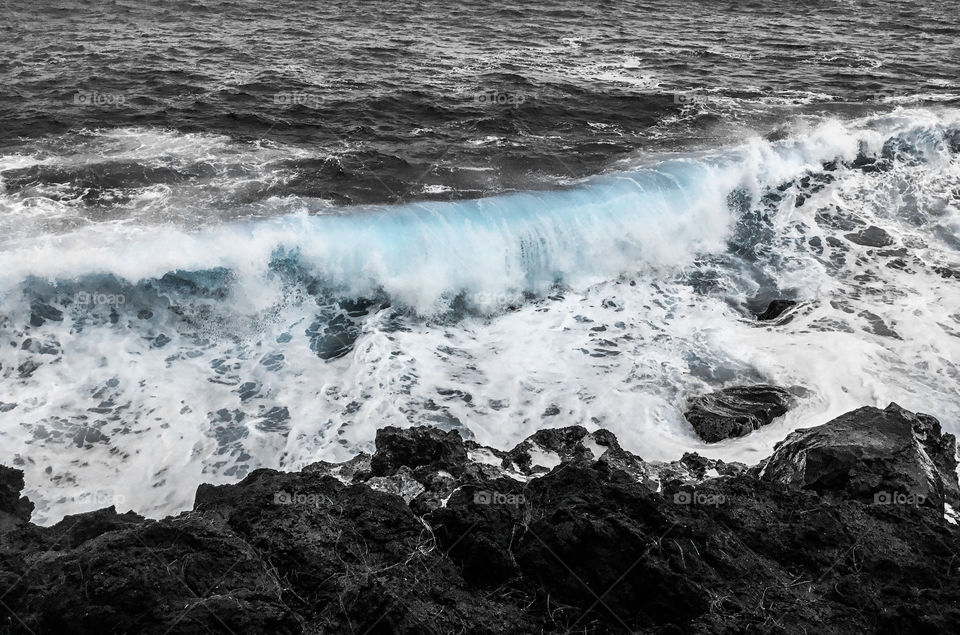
left=684, top=385, right=796, bottom=443
left=755, top=300, right=797, bottom=321
left=844, top=225, right=894, bottom=247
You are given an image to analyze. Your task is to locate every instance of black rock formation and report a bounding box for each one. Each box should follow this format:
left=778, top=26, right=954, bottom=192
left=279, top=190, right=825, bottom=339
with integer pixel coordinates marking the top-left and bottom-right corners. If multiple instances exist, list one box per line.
left=1, top=405, right=959, bottom=633
left=371, top=425, right=469, bottom=477
left=0, top=466, right=34, bottom=532
left=684, top=384, right=796, bottom=442
left=844, top=225, right=895, bottom=247
left=757, top=402, right=960, bottom=511
left=755, top=299, right=797, bottom=321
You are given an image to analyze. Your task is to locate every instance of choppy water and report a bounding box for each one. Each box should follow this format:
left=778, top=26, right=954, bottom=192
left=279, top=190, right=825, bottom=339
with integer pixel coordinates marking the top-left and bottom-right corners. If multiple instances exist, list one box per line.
left=2, top=0, right=959, bottom=524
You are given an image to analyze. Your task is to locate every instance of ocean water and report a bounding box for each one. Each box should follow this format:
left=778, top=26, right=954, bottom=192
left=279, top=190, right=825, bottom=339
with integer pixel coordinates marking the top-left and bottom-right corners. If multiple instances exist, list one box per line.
left=2, top=0, right=959, bottom=524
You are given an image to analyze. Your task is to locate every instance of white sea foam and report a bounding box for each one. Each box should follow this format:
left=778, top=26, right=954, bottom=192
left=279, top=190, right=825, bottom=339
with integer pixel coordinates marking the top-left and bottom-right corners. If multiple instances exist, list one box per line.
left=2, top=109, right=959, bottom=524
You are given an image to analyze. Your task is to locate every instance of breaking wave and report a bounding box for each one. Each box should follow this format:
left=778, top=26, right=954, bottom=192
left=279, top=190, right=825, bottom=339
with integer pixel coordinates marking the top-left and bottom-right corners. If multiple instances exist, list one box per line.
left=2, top=108, right=960, bottom=524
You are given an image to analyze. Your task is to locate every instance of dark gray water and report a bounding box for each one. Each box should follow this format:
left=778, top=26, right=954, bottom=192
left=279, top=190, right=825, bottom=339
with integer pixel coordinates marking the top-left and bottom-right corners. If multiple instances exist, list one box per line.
left=3, top=0, right=959, bottom=204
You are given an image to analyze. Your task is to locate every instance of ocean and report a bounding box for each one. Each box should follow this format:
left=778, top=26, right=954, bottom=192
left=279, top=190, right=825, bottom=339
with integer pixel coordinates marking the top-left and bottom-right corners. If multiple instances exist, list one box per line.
left=2, top=0, right=959, bottom=524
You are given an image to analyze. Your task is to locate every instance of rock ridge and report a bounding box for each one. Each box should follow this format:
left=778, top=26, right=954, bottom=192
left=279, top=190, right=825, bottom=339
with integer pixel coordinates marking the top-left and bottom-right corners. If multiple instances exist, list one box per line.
left=1, top=403, right=958, bottom=633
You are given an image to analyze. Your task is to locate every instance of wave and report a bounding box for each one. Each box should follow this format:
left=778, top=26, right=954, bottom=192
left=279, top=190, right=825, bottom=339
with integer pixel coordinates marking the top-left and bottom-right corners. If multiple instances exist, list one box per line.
left=3, top=108, right=960, bottom=525
left=5, top=111, right=950, bottom=312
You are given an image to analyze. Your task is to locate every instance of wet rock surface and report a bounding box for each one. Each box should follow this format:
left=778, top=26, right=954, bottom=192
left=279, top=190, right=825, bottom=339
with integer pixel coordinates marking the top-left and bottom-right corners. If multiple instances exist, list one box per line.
left=684, top=384, right=797, bottom=442
left=370, top=425, right=469, bottom=478
left=755, top=299, right=797, bottom=321
left=844, top=225, right=896, bottom=247
left=0, top=466, right=34, bottom=532
left=2, top=405, right=959, bottom=634
left=758, top=403, right=960, bottom=511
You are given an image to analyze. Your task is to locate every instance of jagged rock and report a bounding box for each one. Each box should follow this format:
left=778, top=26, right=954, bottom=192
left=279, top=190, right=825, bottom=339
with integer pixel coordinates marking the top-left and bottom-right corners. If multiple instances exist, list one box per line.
left=303, top=452, right=371, bottom=483
left=755, top=299, right=797, bottom=321
left=645, top=452, right=746, bottom=488
left=367, top=465, right=427, bottom=502
left=0, top=466, right=34, bottom=532
left=29, top=301, right=63, bottom=327
left=934, top=266, right=960, bottom=279
left=370, top=425, right=468, bottom=477
left=716, top=460, right=748, bottom=477
left=504, top=426, right=670, bottom=491
left=844, top=225, right=895, bottom=247
left=429, top=477, right=529, bottom=587
left=44, top=506, right=144, bottom=549
left=509, top=464, right=713, bottom=626
left=27, top=518, right=298, bottom=633
left=859, top=309, right=901, bottom=339
left=678, top=452, right=712, bottom=477
left=678, top=452, right=746, bottom=479
left=684, top=385, right=796, bottom=442
left=433, top=462, right=716, bottom=623
left=464, top=440, right=508, bottom=467
left=505, top=425, right=609, bottom=475
left=2, top=407, right=959, bottom=633
left=758, top=403, right=959, bottom=511
left=191, top=469, right=534, bottom=632
left=459, top=441, right=519, bottom=484
left=305, top=313, right=360, bottom=360
left=592, top=431, right=656, bottom=485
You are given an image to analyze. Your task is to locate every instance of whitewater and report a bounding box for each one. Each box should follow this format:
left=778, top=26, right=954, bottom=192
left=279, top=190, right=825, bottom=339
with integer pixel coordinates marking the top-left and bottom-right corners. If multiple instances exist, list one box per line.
left=2, top=108, right=959, bottom=524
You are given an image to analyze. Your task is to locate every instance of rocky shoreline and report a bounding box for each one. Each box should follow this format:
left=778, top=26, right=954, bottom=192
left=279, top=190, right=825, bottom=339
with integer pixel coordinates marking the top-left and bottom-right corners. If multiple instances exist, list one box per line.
left=2, top=403, right=959, bottom=634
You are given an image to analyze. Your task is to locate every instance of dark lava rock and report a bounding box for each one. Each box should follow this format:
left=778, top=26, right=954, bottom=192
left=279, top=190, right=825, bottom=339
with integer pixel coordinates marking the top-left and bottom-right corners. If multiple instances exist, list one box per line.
left=20, top=337, right=61, bottom=355
left=815, top=208, right=865, bottom=231
left=684, top=385, right=796, bottom=442
left=850, top=153, right=892, bottom=173
left=825, top=236, right=847, bottom=249
left=0, top=466, right=34, bottom=532
left=306, top=312, right=361, bottom=360
left=859, top=309, right=901, bottom=339
left=844, top=225, right=895, bottom=247
left=676, top=452, right=749, bottom=479
left=370, top=425, right=468, bottom=477
left=2, top=407, right=959, bottom=634
left=16, top=359, right=41, bottom=378
left=934, top=266, right=960, bottom=279
left=29, top=301, right=63, bottom=327
left=3, top=469, right=533, bottom=634
left=758, top=402, right=959, bottom=511
left=755, top=299, right=797, bottom=321
left=151, top=333, right=171, bottom=348
left=877, top=247, right=908, bottom=257
left=506, top=425, right=605, bottom=473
